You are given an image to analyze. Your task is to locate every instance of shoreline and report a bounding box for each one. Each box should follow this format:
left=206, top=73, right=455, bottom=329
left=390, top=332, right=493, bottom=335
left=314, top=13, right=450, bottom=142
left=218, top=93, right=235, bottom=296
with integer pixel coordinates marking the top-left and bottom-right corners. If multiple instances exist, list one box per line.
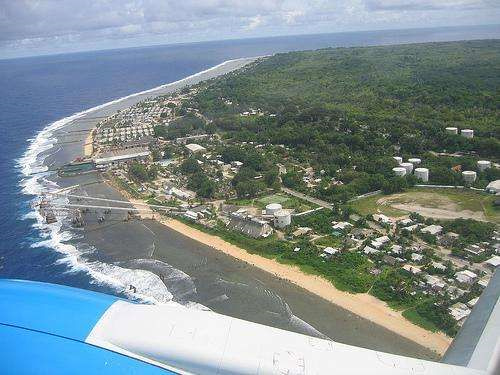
left=154, top=214, right=451, bottom=354
left=125, top=195, right=451, bottom=354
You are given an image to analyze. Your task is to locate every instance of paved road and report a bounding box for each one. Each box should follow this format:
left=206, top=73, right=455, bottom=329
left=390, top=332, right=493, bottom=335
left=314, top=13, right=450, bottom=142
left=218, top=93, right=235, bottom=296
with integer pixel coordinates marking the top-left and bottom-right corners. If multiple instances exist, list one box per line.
left=281, top=187, right=333, bottom=210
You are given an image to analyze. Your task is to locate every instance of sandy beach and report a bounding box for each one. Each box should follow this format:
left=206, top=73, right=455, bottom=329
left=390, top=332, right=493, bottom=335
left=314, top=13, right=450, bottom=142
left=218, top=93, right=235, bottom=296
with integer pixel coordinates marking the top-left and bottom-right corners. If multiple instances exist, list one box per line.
left=154, top=216, right=451, bottom=354
left=126, top=197, right=451, bottom=353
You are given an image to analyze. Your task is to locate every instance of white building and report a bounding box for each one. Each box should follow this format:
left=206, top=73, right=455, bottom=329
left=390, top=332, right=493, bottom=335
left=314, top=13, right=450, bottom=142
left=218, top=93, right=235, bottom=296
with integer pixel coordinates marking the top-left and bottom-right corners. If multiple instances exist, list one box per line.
left=424, top=275, right=446, bottom=291
left=455, top=270, right=478, bottom=285
left=322, top=247, right=340, bottom=257
left=390, top=244, right=403, bottom=255
left=421, top=225, right=443, bottom=235
left=485, top=180, right=500, bottom=194
left=411, top=253, right=424, bottom=262
left=363, top=246, right=379, bottom=255
left=185, top=143, right=206, bottom=154
left=402, top=264, right=421, bottom=275
left=485, top=255, right=500, bottom=270
left=165, top=186, right=194, bottom=200
left=449, top=302, right=471, bottom=323
left=332, top=221, right=353, bottom=231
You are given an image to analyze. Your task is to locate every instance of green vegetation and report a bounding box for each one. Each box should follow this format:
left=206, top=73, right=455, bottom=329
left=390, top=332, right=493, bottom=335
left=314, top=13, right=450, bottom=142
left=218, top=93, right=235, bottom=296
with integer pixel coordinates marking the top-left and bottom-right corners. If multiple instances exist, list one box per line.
left=293, top=209, right=339, bottom=235
left=128, top=162, right=159, bottom=183
left=403, top=300, right=458, bottom=337
left=443, top=218, right=495, bottom=244
left=171, top=214, right=373, bottom=293
left=190, top=40, right=500, bottom=203
left=370, top=268, right=418, bottom=310
left=154, top=113, right=205, bottom=139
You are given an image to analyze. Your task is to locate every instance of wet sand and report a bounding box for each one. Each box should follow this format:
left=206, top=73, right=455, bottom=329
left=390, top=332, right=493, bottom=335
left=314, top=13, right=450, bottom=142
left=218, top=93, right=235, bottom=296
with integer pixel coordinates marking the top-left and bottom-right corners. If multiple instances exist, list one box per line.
left=45, top=59, right=441, bottom=361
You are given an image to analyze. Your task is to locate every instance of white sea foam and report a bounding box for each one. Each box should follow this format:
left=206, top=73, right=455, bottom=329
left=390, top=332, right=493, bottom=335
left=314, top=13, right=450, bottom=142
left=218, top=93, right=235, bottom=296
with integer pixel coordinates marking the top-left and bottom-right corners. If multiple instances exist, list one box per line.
left=15, top=58, right=255, bottom=305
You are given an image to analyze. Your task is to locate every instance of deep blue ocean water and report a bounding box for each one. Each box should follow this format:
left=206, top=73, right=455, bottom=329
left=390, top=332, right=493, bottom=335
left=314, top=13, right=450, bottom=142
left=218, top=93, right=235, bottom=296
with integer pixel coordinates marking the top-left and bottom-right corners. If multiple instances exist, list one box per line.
left=1, top=25, right=499, bottom=295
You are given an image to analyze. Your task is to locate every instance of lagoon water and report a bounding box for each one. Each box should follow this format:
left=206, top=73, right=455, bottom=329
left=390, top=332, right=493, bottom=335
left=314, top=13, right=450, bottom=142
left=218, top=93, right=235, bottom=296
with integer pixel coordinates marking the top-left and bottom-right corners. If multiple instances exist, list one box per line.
left=1, top=25, right=499, bottom=358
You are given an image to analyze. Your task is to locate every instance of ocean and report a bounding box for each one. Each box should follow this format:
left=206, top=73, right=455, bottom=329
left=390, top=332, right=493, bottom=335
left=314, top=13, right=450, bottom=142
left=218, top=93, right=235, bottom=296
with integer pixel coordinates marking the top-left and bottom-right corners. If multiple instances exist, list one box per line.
left=0, top=25, right=499, bottom=356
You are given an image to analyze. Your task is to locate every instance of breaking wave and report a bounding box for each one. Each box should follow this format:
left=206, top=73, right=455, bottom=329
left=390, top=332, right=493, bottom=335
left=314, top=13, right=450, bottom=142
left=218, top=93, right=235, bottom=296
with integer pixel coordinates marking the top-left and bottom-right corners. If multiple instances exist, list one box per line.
left=15, top=58, right=252, bottom=305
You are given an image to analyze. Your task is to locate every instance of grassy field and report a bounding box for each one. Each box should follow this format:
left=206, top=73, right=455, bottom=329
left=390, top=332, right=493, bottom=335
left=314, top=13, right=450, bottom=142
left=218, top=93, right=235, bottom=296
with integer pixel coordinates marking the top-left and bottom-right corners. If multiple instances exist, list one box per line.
left=228, top=192, right=315, bottom=213
left=348, top=194, right=407, bottom=217
left=349, top=188, right=499, bottom=223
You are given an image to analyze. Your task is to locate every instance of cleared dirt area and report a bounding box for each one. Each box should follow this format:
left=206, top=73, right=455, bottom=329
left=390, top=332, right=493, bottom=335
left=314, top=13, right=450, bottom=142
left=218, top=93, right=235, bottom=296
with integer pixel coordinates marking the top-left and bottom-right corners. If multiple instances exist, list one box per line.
left=377, top=190, right=492, bottom=222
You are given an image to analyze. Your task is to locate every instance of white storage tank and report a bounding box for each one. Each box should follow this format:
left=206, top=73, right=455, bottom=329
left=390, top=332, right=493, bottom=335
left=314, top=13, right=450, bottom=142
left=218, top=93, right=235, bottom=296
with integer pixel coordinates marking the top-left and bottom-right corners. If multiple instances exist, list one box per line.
left=400, top=162, right=414, bottom=175
left=445, top=127, right=458, bottom=135
left=414, top=168, right=429, bottom=182
left=393, top=156, right=403, bottom=165
left=392, top=167, right=407, bottom=177
left=274, top=210, right=291, bottom=228
left=408, top=158, right=421, bottom=166
left=461, top=129, right=474, bottom=138
left=265, top=203, right=282, bottom=215
left=462, top=170, right=477, bottom=184
left=477, top=160, right=491, bottom=172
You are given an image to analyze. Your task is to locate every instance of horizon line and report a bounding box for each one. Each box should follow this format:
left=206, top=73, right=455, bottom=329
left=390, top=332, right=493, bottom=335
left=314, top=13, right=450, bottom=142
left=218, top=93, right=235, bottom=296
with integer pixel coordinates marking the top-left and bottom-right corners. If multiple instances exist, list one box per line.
left=1, top=22, right=499, bottom=61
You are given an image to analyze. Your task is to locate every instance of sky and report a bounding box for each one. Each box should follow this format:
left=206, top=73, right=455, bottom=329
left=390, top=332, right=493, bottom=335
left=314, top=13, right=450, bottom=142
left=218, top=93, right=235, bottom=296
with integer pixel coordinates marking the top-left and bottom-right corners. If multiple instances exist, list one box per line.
left=1, top=0, right=499, bottom=59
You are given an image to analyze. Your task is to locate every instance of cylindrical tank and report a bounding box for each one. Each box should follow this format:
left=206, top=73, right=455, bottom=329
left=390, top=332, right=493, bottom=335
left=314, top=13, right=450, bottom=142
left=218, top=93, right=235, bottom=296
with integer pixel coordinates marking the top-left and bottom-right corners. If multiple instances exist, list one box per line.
left=408, top=158, right=421, bottom=166
left=274, top=210, right=291, bottom=228
left=461, top=129, right=474, bottom=138
left=400, top=162, right=414, bottom=175
left=445, top=127, right=458, bottom=135
left=414, top=168, right=429, bottom=182
left=393, top=156, right=403, bottom=165
left=392, top=167, right=407, bottom=177
left=477, top=160, right=491, bottom=172
left=265, top=203, right=282, bottom=215
left=462, top=170, right=477, bottom=184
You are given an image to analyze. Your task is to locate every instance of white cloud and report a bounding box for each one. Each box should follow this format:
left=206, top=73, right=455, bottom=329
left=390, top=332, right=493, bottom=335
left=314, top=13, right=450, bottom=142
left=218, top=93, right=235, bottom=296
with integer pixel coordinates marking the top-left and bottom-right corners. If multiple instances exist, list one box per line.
left=245, top=15, right=263, bottom=30
left=0, top=0, right=498, bottom=57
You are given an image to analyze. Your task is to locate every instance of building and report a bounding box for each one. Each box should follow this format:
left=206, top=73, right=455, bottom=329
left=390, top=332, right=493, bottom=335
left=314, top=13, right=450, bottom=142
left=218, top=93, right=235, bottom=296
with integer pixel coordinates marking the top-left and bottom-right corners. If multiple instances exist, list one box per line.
left=402, top=264, right=421, bottom=275
left=485, top=255, right=500, bottom=271
left=363, top=246, right=379, bottom=255
left=322, top=247, right=340, bottom=257
left=455, top=270, right=478, bottom=285
left=467, top=297, right=479, bottom=308
left=431, top=261, right=447, bottom=272
left=292, top=227, right=312, bottom=237
left=93, top=147, right=151, bottom=166
left=227, top=212, right=273, bottom=238
left=421, top=225, right=443, bottom=235
left=449, top=302, right=471, bottom=323
left=165, top=186, right=194, bottom=200
left=485, top=180, right=500, bottom=194
left=390, top=244, right=403, bottom=255
left=398, top=218, right=413, bottom=227
left=411, top=253, right=424, bottom=262
left=402, top=224, right=420, bottom=233
left=273, top=210, right=292, bottom=228
left=371, top=235, right=390, bottom=249
left=372, top=214, right=392, bottom=225
left=185, top=143, right=206, bottom=154
left=332, top=221, right=353, bottom=231
left=465, top=244, right=485, bottom=256
left=424, top=275, right=446, bottom=292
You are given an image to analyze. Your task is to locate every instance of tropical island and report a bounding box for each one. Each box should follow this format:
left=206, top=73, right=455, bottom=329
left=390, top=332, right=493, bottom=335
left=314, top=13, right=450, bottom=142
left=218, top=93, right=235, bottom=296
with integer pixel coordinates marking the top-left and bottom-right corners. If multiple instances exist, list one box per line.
left=53, top=40, right=499, bottom=354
